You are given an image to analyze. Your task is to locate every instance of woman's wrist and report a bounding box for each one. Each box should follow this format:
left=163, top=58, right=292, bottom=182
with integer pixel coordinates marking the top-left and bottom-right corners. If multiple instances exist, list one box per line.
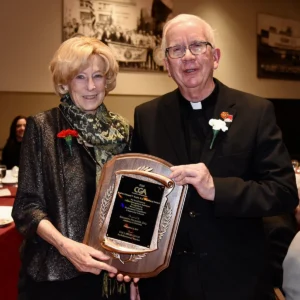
left=37, top=219, right=68, bottom=254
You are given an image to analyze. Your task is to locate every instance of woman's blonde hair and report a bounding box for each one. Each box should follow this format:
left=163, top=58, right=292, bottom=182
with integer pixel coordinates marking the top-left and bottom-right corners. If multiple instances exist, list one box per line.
left=49, top=36, right=119, bottom=96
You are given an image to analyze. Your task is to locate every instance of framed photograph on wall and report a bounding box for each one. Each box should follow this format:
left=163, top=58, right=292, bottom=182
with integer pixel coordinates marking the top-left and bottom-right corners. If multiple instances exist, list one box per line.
left=257, top=13, right=300, bottom=81
left=63, top=0, right=174, bottom=73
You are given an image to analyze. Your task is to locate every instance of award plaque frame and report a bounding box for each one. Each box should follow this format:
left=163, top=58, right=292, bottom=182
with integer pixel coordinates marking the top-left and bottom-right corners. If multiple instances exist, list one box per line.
left=83, top=153, right=188, bottom=278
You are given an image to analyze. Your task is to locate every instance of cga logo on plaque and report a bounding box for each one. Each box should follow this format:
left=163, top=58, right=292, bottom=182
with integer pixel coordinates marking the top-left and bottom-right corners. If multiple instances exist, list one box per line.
left=83, top=153, right=188, bottom=278
left=133, top=186, right=147, bottom=196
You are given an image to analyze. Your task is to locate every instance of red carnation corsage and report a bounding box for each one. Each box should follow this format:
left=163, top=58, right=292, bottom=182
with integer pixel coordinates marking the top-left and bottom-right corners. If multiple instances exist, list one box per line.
left=57, top=129, right=79, bottom=156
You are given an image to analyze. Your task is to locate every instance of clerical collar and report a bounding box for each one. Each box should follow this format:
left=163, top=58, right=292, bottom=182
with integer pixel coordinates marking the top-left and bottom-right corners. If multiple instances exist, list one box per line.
left=178, top=80, right=219, bottom=121
left=190, top=102, right=202, bottom=110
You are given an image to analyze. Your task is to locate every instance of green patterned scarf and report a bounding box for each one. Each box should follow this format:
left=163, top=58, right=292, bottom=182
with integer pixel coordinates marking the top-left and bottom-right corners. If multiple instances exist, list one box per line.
left=59, top=94, right=131, bottom=182
left=60, top=94, right=130, bottom=296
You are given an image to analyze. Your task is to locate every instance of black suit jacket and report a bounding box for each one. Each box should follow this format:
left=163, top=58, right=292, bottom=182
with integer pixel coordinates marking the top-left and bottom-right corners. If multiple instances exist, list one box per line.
left=132, top=79, right=298, bottom=300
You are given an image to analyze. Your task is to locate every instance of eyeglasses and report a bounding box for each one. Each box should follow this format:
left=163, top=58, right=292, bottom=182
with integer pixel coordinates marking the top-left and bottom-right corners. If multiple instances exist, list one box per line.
left=165, top=41, right=213, bottom=59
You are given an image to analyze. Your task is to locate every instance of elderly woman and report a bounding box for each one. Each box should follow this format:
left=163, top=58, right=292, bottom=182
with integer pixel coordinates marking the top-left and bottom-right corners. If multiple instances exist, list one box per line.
left=2, top=115, right=27, bottom=169
left=12, top=36, right=132, bottom=300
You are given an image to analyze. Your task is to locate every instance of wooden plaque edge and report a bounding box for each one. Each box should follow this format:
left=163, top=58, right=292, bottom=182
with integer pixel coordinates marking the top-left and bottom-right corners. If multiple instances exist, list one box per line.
left=83, top=153, right=188, bottom=278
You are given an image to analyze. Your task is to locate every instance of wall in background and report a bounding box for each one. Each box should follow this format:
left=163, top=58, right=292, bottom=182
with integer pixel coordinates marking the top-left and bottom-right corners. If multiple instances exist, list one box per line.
left=0, top=0, right=299, bottom=146
left=0, top=0, right=176, bottom=96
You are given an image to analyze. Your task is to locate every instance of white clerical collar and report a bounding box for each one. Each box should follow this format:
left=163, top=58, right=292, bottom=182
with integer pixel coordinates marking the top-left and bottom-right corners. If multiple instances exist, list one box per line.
left=190, top=102, right=202, bottom=110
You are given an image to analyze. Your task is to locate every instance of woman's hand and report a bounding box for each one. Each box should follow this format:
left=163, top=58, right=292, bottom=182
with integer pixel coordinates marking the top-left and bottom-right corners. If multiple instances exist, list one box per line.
left=36, top=219, right=142, bottom=277
left=37, top=219, right=117, bottom=275
left=58, top=238, right=117, bottom=275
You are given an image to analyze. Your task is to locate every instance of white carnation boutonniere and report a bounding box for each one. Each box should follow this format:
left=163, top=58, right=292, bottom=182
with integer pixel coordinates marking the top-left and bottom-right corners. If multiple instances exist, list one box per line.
left=208, top=119, right=228, bottom=149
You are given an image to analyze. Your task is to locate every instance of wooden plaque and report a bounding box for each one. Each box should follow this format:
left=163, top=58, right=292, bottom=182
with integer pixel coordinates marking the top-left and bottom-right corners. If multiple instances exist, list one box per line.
left=83, top=153, right=188, bottom=278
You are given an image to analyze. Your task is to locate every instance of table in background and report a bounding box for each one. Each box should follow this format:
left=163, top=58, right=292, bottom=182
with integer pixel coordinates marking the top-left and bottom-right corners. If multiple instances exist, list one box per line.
left=0, top=186, right=22, bottom=300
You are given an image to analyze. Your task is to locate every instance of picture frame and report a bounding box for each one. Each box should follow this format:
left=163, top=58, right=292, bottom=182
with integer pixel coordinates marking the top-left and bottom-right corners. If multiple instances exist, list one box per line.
left=63, top=0, right=174, bottom=73
left=257, top=13, right=300, bottom=81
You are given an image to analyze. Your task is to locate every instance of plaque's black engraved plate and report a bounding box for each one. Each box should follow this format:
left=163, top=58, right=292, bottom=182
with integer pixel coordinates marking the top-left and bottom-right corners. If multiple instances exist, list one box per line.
left=106, top=176, right=165, bottom=247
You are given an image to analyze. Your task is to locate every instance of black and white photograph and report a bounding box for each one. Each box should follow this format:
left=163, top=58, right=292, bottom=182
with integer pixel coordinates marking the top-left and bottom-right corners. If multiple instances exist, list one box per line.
left=257, top=13, right=300, bottom=81
left=63, top=0, right=174, bottom=72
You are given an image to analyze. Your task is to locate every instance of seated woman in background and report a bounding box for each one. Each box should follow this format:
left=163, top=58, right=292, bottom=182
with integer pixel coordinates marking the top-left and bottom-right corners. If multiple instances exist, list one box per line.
left=2, top=115, right=27, bottom=169
left=12, top=36, right=132, bottom=300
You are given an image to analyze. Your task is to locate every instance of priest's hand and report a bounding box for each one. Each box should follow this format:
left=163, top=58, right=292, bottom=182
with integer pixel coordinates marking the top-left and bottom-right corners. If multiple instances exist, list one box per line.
left=115, top=273, right=140, bottom=283
left=170, top=163, right=215, bottom=201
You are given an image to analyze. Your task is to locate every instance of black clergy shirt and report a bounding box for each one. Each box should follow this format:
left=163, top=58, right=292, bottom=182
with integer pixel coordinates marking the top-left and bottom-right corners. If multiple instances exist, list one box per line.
left=178, top=82, right=219, bottom=163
